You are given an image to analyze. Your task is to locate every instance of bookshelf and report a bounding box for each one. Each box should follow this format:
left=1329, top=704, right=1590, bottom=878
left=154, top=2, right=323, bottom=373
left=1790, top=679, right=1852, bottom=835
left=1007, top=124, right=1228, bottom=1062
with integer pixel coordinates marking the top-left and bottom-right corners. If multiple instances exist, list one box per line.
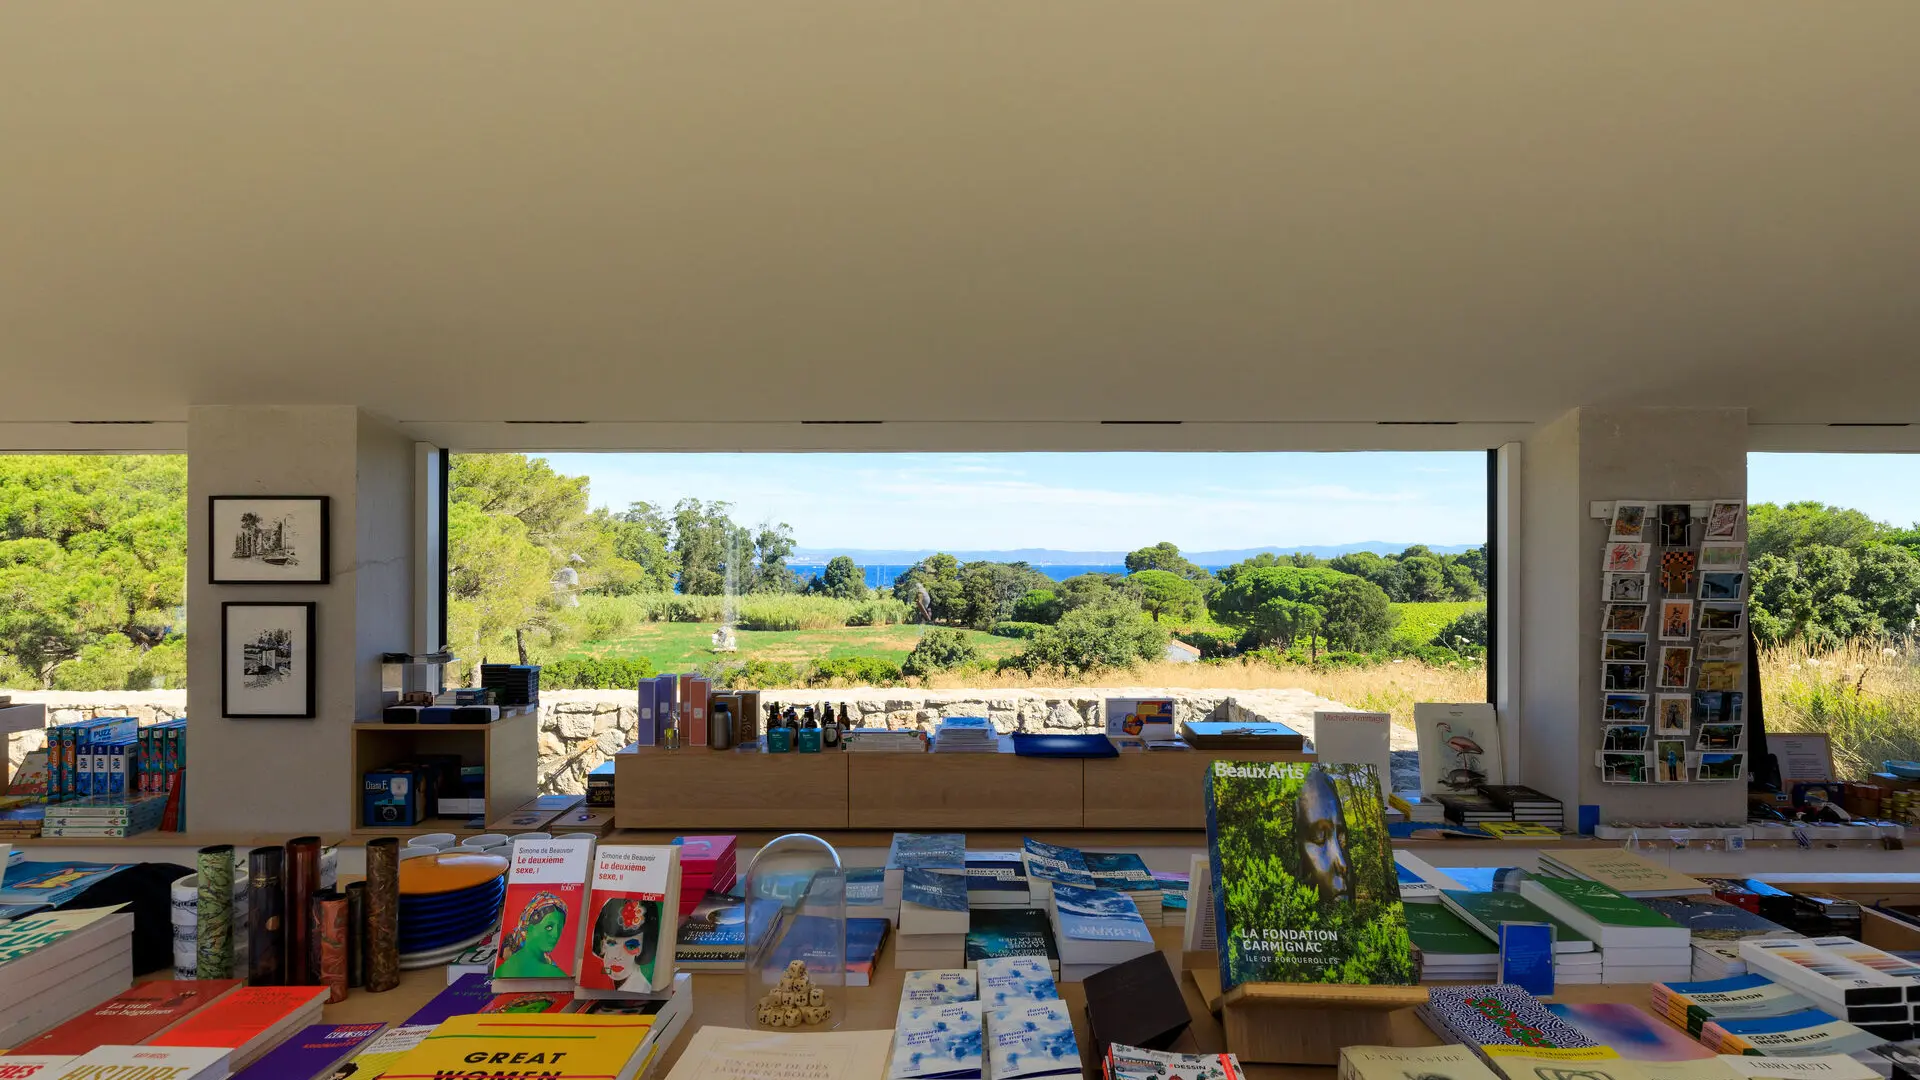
left=347, top=707, right=538, bottom=838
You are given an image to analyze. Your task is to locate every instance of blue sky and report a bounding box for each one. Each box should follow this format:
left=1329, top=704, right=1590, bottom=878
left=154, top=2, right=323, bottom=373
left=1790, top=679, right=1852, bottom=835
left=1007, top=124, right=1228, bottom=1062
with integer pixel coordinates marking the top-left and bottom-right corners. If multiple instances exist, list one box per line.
left=543, top=451, right=1490, bottom=553
left=1748, top=453, right=1920, bottom=527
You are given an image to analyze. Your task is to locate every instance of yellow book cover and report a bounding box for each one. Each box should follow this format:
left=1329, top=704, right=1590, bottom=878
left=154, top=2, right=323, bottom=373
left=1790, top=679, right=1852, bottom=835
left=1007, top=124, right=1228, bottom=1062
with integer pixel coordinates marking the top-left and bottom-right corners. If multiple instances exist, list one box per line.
left=1485, top=1048, right=1651, bottom=1080
left=377, top=1015, right=656, bottom=1079
left=1482, top=822, right=1562, bottom=840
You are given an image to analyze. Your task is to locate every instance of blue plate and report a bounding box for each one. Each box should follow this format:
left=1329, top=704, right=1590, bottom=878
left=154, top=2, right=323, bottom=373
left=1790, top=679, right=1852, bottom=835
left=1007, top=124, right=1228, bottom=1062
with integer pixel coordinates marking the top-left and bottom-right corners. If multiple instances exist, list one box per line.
left=1886, top=759, right=1920, bottom=780
left=1010, top=733, right=1118, bottom=758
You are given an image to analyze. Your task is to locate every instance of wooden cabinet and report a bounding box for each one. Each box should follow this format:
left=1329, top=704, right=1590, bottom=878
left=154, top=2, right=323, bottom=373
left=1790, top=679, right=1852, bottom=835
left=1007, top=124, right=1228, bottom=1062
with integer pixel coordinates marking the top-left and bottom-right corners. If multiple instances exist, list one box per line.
left=1082, top=750, right=1315, bottom=829
left=348, top=708, right=537, bottom=838
left=848, top=753, right=1082, bottom=828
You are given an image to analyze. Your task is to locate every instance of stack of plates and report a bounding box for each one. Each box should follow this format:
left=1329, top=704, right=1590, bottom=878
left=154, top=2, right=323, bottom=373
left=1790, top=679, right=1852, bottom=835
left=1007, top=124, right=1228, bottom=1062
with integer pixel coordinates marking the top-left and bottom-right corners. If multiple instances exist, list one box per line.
left=398, top=851, right=507, bottom=970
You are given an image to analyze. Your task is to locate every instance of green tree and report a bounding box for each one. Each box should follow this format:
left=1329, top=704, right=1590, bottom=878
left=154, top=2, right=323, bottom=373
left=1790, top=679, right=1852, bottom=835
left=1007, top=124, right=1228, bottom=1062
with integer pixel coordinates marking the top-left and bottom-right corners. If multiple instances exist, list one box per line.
left=1398, top=555, right=1449, bottom=602
left=1319, top=576, right=1399, bottom=651
left=1749, top=502, right=1888, bottom=561
left=1327, top=552, right=1408, bottom=602
left=1433, top=606, right=1489, bottom=650
left=1209, top=563, right=1348, bottom=649
left=1749, top=547, right=1876, bottom=648
left=957, top=561, right=1055, bottom=629
left=0, top=455, right=187, bottom=689
left=670, top=499, right=749, bottom=596
left=1017, top=601, right=1168, bottom=675
left=750, top=520, right=799, bottom=593
left=1056, top=573, right=1122, bottom=613
left=901, top=627, right=981, bottom=677
left=597, top=501, right=677, bottom=594
left=1129, top=569, right=1203, bottom=623
left=1125, top=542, right=1212, bottom=582
left=807, top=555, right=869, bottom=600
left=1011, top=589, right=1064, bottom=624
left=893, top=553, right=964, bottom=622
left=445, top=502, right=553, bottom=674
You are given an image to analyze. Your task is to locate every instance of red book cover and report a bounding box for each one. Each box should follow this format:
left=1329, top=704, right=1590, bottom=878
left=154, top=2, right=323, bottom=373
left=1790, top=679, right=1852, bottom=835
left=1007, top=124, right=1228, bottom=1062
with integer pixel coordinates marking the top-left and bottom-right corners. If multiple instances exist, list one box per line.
left=13, top=980, right=243, bottom=1054
left=479, top=991, right=575, bottom=1014
left=149, top=986, right=329, bottom=1050
left=491, top=837, right=595, bottom=989
left=577, top=845, right=681, bottom=995
left=676, top=835, right=736, bottom=873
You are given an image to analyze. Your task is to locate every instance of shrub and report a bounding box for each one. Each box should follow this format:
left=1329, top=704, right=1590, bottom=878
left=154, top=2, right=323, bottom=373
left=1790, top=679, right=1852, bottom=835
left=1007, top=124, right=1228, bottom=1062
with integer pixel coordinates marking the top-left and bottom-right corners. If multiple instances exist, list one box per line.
left=989, top=621, right=1049, bottom=640
left=540, top=655, right=659, bottom=689
left=1011, top=589, right=1064, bottom=625
left=846, top=598, right=911, bottom=627
left=902, top=628, right=982, bottom=677
left=572, top=595, right=638, bottom=641
left=1430, top=606, right=1488, bottom=650
left=808, top=656, right=906, bottom=687
left=1015, top=602, right=1168, bottom=676
left=1175, top=628, right=1241, bottom=659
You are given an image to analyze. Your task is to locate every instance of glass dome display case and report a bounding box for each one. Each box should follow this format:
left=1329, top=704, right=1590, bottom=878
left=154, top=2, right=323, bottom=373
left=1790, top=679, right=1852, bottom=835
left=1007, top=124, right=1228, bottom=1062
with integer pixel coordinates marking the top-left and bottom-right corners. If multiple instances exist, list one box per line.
left=742, top=833, right=846, bottom=1030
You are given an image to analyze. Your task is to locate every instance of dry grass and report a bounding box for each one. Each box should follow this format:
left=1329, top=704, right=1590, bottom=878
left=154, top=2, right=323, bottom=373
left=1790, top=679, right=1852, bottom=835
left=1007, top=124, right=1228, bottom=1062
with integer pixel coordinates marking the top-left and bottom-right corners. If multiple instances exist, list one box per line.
left=1762, top=638, right=1920, bottom=779
left=925, top=657, right=1485, bottom=729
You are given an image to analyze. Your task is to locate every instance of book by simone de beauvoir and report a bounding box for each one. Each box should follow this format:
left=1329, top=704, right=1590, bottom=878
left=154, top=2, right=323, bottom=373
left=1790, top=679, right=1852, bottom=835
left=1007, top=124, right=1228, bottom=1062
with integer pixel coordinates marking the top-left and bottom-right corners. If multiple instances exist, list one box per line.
left=1204, top=760, right=1415, bottom=990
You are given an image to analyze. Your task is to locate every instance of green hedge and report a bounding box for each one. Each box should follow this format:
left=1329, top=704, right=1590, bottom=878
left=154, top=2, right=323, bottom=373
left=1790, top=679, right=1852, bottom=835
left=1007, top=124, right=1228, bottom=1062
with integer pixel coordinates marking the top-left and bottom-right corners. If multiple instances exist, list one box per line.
left=540, top=656, right=659, bottom=689
left=989, top=621, right=1050, bottom=640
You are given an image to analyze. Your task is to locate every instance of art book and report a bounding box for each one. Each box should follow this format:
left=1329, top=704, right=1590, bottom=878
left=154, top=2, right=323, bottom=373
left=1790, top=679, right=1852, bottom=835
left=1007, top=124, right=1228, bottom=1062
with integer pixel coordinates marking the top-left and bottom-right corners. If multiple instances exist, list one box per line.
left=1205, top=761, right=1414, bottom=989
left=1310, top=711, right=1392, bottom=802
left=967, top=908, right=1061, bottom=969
left=577, top=844, right=682, bottom=997
left=1341, top=1045, right=1502, bottom=1080
left=1544, top=1002, right=1717, bottom=1060
left=1414, top=703, right=1504, bottom=797
left=13, top=978, right=243, bottom=1054
left=378, top=1014, right=659, bottom=1079
left=888, top=833, right=966, bottom=871
left=1021, top=839, right=1094, bottom=893
left=901, top=969, right=979, bottom=1009
left=1652, top=974, right=1820, bottom=1036
left=492, top=836, right=595, bottom=991
left=1419, top=985, right=1595, bottom=1051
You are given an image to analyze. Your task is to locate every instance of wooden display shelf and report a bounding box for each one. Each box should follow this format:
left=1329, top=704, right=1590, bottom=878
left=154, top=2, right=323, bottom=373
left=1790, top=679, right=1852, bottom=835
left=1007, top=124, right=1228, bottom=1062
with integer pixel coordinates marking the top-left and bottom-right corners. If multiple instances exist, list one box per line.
left=613, top=745, right=1318, bottom=831
left=848, top=752, right=1083, bottom=828
left=349, top=708, right=537, bottom=838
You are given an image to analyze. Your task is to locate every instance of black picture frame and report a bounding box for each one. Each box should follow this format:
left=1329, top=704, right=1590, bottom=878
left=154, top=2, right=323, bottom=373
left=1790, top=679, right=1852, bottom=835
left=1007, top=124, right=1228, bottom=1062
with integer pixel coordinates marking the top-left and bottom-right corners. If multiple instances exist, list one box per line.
left=208, top=496, right=331, bottom=584
left=222, top=601, right=318, bottom=719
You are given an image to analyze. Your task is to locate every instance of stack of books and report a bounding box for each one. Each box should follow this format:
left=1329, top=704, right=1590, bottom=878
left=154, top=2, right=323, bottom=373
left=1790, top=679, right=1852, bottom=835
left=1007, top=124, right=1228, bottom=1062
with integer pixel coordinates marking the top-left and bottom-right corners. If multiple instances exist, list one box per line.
left=1739, top=939, right=1919, bottom=1039
left=1520, top=875, right=1694, bottom=984
left=1403, top=904, right=1499, bottom=983
left=1153, top=872, right=1188, bottom=929
left=0, top=907, right=136, bottom=1047
left=1434, top=794, right=1511, bottom=828
left=1536, top=849, right=1708, bottom=899
left=1179, top=721, right=1304, bottom=751
left=1086, top=851, right=1162, bottom=926
left=891, top=976, right=985, bottom=1080
left=479, top=663, right=540, bottom=707
left=147, top=986, right=332, bottom=1071
left=1416, top=985, right=1596, bottom=1061
left=228, top=1022, right=390, bottom=1079
left=672, top=835, right=737, bottom=916
left=29, top=1047, right=230, bottom=1078
left=1439, top=889, right=1604, bottom=984
left=1394, top=851, right=1466, bottom=904
left=1701, top=1009, right=1896, bottom=1075
left=1652, top=973, right=1819, bottom=1037
left=673, top=892, right=745, bottom=972
left=840, top=728, right=927, bottom=752
left=377, top=1013, right=676, bottom=1080
left=1640, top=894, right=1802, bottom=979
left=12, top=979, right=242, bottom=1057
left=1389, top=791, right=1448, bottom=824
left=1341, top=1045, right=1495, bottom=1080
left=965, top=907, right=1061, bottom=974
left=40, top=793, right=167, bottom=838
left=1021, top=838, right=1093, bottom=905
left=965, top=850, right=1031, bottom=908
left=931, top=716, right=997, bottom=752
left=887, top=833, right=968, bottom=969
left=1477, top=785, right=1565, bottom=831
left=1047, top=883, right=1156, bottom=983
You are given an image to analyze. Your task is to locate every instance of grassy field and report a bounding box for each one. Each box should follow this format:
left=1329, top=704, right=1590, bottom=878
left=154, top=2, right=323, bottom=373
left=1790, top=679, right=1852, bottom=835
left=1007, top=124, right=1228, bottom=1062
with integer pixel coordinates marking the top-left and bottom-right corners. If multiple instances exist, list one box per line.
left=549, top=621, right=1023, bottom=671
left=1762, top=639, right=1920, bottom=779
left=1392, top=601, right=1479, bottom=647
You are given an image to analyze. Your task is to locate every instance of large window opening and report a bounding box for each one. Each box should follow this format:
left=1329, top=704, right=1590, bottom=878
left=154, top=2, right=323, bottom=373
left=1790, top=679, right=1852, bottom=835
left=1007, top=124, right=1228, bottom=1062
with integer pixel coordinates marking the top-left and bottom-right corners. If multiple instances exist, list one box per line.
left=1747, top=453, right=1920, bottom=779
left=444, top=452, right=1491, bottom=744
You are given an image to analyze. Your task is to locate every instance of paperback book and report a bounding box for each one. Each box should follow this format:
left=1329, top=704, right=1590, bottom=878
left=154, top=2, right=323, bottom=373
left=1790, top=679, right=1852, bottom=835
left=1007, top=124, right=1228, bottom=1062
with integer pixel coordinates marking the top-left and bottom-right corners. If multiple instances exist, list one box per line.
left=1652, top=974, right=1822, bottom=1036
left=965, top=908, right=1061, bottom=971
left=1341, top=1044, right=1501, bottom=1080
left=577, top=844, right=682, bottom=996
left=674, top=891, right=746, bottom=971
left=492, top=837, right=596, bottom=991
left=406, top=973, right=497, bottom=1027
left=12, top=979, right=243, bottom=1054
left=1205, top=761, right=1414, bottom=989
left=985, top=1001, right=1079, bottom=1080
left=41, top=1047, right=229, bottom=1079
left=977, top=955, right=1060, bottom=1008
left=379, top=1014, right=662, bottom=1079
left=1021, top=839, right=1095, bottom=899
left=1703, top=1009, right=1893, bottom=1071
left=901, top=969, right=979, bottom=1009
left=1544, top=1002, right=1718, bottom=1061
left=1418, top=985, right=1597, bottom=1055
left=228, top=1022, right=386, bottom=1080
left=889, top=1001, right=985, bottom=1080
left=1414, top=703, right=1504, bottom=797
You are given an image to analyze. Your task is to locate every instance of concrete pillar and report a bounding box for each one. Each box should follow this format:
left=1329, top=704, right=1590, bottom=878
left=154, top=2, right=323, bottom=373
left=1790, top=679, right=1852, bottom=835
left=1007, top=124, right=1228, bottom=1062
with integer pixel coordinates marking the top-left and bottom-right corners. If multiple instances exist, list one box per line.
left=1518, top=406, right=1749, bottom=825
left=186, top=406, right=414, bottom=833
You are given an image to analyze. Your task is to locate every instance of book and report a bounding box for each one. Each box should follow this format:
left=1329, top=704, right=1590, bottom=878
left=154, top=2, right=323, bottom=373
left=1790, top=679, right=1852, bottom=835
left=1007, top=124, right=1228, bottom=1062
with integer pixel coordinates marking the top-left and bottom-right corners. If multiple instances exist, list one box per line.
left=976, top=955, right=1059, bottom=1008
left=1640, top=896, right=1798, bottom=978
left=1181, top=852, right=1216, bottom=955
left=1020, top=839, right=1093, bottom=901
left=1436, top=793, right=1511, bottom=826
left=1703, top=1009, right=1891, bottom=1071
left=1179, top=721, right=1305, bottom=751
left=1418, top=985, right=1596, bottom=1054
left=963, top=851, right=1031, bottom=908
left=1538, top=850, right=1708, bottom=898
left=1106, top=1045, right=1250, bottom=1080
left=1082, top=952, right=1189, bottom=1057
left=1047, top=884, right=1154, bottom=977
left=1205, top=760, right=1413, bottom=990
left=0, top=906, right=133, bottom=979
left=1311, top=711, right=1393, bottom=801
left=1741, top=940, right=1909, bottom=1008
left=1653, top=974, right=1823, bottom=1036
left=12, top=979, right=243, bottom=1054
left=674, top=891, right=745, bottom=972
left=1477, top=785, right=1564, bottom=818
left=1404, top=903, right=1500, bottom=978
left=1545, top=1002, right=1718, bottom=1060
left=1084, top=852, right=1162, bottom=923
left=405, top=973, right=498, bottom=1027
left=1395, top=851, right=1467, bottom=903
left=1719, top=1056, right=1886, bottom=1080
left=888, top=833, right=966, bottom=872
left=492, top=837, right=595, bottom=991
left=229, top=1023, right=387, bottom=1080
left=1520, top=876, right=1690, bottom=949
left=328, top=1023, right=433, bottom=1078
left=1482, top=822, right=1563, bottom=841
left=901, top=969, right=979, bottom=1009
left=578, top=845, right=682, bottom=996
left=901, top=868, right=971, bottom=937
left=148, top=985, right=330, bottom=1070
left=985, top=1000, right=1078, bottom=1080
left=380, top=1013, right=661, bottom=1080
left=889, top=1001, right=985, bottom=1080
left=1479, top=1047, right=1649, bottom=1080
left=966, top=908, right=1061, bottom=971
left=0, top=1057, right=74, bottom=1078
left=662, top=1025, right=893, bottom=1080
left=847, top=917, right=890, bottom=988
left=1415, top=703, right=1504, bottom=797
left=1341, top=1045, right=1503, bottom=1080
left=39, top=1046, right=229, bottom=1079
left=1440, top=890, right=1594, bottom=954
left=480, top=990, right=576, bottom=1014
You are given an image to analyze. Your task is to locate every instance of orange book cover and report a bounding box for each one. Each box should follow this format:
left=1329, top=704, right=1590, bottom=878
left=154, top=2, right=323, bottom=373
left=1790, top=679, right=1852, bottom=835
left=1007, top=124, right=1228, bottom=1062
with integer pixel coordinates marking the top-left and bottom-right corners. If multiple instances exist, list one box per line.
left=13, top=979, right=243, bottom=1054
left=148, top=985, right=328, bottom=1049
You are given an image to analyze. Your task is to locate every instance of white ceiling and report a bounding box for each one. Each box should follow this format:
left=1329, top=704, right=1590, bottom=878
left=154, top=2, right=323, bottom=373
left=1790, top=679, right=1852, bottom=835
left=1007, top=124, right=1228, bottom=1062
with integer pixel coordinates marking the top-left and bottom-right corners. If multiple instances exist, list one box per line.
left=3, top=3, right=1919, bottom=429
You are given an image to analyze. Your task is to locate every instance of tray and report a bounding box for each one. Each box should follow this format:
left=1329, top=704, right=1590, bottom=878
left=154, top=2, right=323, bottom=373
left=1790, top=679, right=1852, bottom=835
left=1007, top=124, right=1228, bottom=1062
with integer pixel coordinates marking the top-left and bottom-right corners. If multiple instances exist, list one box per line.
left=1009, top=733, right=1118, bottom=758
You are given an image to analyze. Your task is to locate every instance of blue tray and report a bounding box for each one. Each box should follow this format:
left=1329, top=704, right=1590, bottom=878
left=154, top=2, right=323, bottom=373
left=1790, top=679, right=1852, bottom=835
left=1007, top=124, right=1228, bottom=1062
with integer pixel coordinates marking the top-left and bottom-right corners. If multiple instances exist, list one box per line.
left=1009, top=733, right=1118, bottom=758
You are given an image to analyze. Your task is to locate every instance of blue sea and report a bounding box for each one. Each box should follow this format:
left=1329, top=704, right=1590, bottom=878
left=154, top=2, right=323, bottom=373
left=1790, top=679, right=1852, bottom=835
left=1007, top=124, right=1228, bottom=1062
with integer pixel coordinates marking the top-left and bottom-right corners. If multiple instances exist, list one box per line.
left=790, top=563, right=1181, bottom=590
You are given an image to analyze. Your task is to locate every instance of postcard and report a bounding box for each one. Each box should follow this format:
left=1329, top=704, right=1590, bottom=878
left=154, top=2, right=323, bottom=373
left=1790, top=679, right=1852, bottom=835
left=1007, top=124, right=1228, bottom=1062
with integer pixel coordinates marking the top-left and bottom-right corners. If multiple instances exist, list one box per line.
left=1695, top=723, right=1743, bottom=751
left=1611, top=501, right=1650, bottom=541
left=1700, top=542, right=1745, bottom=570
left=1704, top=501, right=1743, bottom=541
left=1600, top=751, right=1650, bottom=784
left=1604, top=542, right=1650, bottom=573
left=1604, top=635, right=1648, bottom=663
left=1657, top=646, right=1693, bottom=690
left=1654, top=694, right=1690, bottom=734
left=1604, top=604, right=1649, bottom=633
left=1697, top=752, right=1745, bottom=782
left=1602, top=723, right=1649, bottom=752
left=1699, top=603, right=1745, bottom=632
left=1653, top=739, right=1688, bottom=782
left=1657, top=504, right=1693, bottom=547
left=1607, top=573, right=1649, bottom=603
left=1603, top=693, right=1649, bottom=724
left=1698, top=661, right=1743, bottom=692
left=1604, top=662, right=1648, bottom=692
left=1660, top=550, right=1696, bottom=596
left=1697, top=631, right=1743, bottom=662
left=1658, top=599, right=1694, bottom=641
left=1700, top=572, right=1745, bottom=601
left=1692, top=690, right=1742, bottom=726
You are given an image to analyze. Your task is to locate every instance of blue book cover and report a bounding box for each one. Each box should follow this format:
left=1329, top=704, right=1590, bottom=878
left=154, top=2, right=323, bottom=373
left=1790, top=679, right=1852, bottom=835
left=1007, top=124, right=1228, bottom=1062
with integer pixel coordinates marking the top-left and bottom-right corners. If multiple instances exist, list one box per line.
left=1153, top=872, right=1188, bottom=911
left=905, top=869, right=969, bottom=913
left=1049, top=885, right=1150, bottom=945
left=636, top=679, right=658, bottom=746
left=1021, top=839, right=1093, bottom=888
left=940, top=717, right=992, bottom=730
left=985, top=1002, right=1080, bottom=1080
left=1083, top=852, right=1154, bottom=892
left=902, top=969, right=979, bottom=1008
left=977, top=955, right=1059, bottom=1008
left=846, top=866, right=886, bottom=909
left=889, top=833, right=966, bottom=870
left=890, top=1001, right=985, bottom=1080
left=230, top=1023, right=387, bottom=1079
left=965, top=852, right=1028, bottom=896
left=0, top=860, right=134, bottom=907
left=1640, top=896, right=1792, bottom=940
left=1499, top=923, right=1556, bottom=996
left=847, top=917, right=889, bottom=969
left=965, top=909, right=1060, bottom=966
left=405, top=972, right=496, bottom=1026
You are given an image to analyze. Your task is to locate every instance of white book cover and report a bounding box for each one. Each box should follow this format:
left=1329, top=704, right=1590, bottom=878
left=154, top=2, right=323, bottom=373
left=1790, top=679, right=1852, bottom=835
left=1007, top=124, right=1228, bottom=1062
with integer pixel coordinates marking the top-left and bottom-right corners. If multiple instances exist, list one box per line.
left=51, top=1046, right=229, bottom=1078
left=1311, top=710, right=1393, bottom=801
left=1716, top=1055, right=1882, bottom=1080
left=664, top=1026, right=894, bottom=1080
left=888, top=1002, right=984, bottom=1080
left=900, top=969, right=978, bottom=1010
left=1414, top=702, right=1504, bottom=796
left=985, top=1001, right=1079, bottom=1080
left=1181, top=852, right=1216, bottom=954
left=0, top=1057, right=73, bottom=1078
left=576, top=844, right=683, bottom=997
left=976, top=955, right=1060, bottom=1009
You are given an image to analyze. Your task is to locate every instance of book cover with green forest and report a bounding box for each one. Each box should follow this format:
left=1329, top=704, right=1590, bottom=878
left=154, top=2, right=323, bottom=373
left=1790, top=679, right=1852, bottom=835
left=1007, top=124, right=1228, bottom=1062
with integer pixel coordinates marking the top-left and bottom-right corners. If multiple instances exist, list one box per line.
left=1206, top=760, right=1416, bottom=989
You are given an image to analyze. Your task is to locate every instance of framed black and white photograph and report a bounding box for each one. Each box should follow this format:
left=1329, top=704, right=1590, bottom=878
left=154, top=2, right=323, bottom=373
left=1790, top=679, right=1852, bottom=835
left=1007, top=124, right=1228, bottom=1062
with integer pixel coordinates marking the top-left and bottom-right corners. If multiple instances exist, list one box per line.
left=209, top=496, right=330, bottom=584
left=222, top=602, right=317, bottom=718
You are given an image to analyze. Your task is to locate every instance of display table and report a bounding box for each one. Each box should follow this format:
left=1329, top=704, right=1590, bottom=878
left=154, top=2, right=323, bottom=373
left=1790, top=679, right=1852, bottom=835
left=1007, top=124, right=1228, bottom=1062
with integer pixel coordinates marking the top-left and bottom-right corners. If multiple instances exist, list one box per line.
left=614, top=747, right=1315, bottom=831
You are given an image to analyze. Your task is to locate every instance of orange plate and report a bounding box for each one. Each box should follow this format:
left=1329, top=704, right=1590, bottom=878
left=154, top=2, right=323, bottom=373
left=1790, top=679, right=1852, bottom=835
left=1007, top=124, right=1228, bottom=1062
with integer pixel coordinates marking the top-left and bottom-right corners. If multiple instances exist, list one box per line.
left=399, top=851, right=509, bottom=896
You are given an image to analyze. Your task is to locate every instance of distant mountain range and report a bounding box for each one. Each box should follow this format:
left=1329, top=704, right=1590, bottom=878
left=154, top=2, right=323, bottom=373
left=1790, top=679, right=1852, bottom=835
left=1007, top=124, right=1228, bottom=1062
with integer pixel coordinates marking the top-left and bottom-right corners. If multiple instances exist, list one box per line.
left=789, top=542, right=1480, bottom=567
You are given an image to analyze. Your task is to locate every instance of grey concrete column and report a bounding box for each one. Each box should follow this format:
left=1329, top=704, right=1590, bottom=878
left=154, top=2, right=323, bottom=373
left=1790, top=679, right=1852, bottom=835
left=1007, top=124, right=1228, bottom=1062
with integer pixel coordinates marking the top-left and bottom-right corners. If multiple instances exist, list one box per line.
left=186, top=406, right=414, bottom=833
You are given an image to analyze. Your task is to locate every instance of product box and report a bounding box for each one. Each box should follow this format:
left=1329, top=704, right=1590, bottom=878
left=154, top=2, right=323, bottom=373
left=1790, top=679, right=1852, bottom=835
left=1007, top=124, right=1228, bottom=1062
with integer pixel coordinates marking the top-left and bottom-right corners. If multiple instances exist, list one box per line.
left=363, top=767, right=427, bottom=827
left=586, top=754, right=622, bottom=808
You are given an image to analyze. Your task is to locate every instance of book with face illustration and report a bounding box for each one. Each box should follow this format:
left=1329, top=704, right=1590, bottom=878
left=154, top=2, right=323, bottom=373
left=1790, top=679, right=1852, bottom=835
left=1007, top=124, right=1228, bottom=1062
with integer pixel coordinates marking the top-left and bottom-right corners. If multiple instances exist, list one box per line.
left=491, top=837, right=595, bottom=992
left=576, top=844, right=682, bottom=997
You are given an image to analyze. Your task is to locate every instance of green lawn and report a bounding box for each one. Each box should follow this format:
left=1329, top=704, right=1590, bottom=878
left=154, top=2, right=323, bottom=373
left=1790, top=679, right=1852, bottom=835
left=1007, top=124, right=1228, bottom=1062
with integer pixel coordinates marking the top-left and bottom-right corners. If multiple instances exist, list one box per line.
left=550, top=622, right=1024, bottom=671
left=1391, top=601, right=1480, bottom=646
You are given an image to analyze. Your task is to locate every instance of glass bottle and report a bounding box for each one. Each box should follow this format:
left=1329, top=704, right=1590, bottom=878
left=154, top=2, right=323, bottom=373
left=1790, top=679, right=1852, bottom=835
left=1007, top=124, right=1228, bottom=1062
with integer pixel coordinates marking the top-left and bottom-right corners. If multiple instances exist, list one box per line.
left=838, top=702, right=852, bottom=730
left=821, top=704, right=841, bottom=749
left=802, top=706, right=819, bottom=730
